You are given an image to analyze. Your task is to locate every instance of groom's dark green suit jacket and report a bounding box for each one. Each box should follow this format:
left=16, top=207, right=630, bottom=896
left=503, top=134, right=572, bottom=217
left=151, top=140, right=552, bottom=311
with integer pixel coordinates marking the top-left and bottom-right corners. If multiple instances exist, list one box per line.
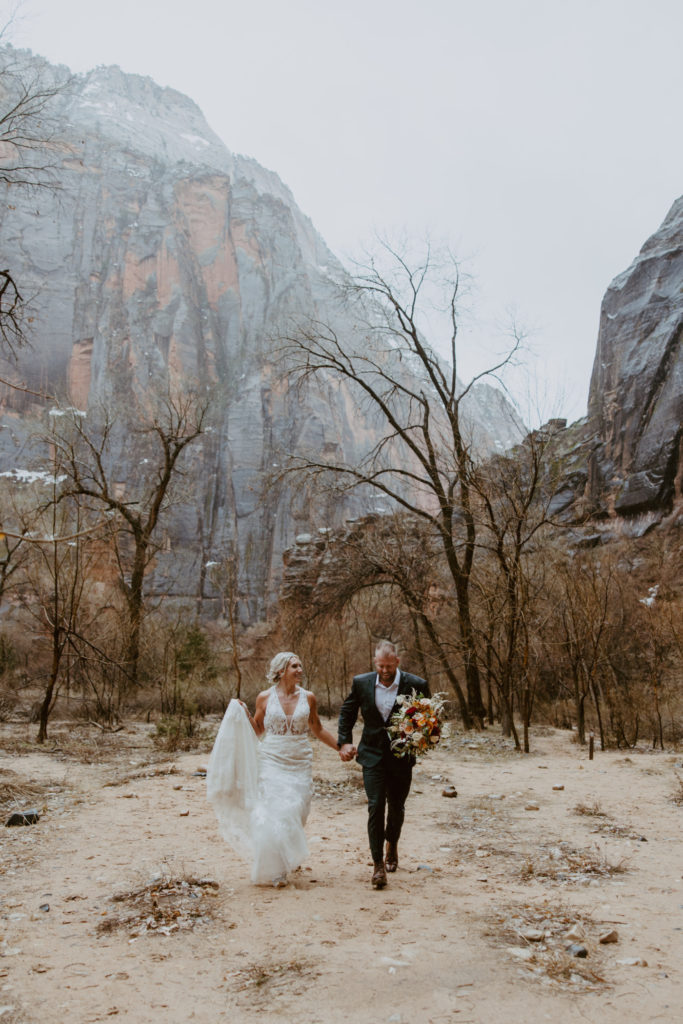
left=337, top=671, right=431, bottom=768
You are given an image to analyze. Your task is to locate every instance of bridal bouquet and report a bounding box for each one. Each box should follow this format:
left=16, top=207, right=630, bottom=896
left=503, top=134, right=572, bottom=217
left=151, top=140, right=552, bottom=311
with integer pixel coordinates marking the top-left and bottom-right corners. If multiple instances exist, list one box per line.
left=388, top=691, right=447, bottom=759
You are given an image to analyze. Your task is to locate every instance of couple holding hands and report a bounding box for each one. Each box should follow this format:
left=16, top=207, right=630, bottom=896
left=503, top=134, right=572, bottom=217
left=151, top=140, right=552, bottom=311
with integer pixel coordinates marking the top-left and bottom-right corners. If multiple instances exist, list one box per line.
left=207, top=640, right=430, bottom=889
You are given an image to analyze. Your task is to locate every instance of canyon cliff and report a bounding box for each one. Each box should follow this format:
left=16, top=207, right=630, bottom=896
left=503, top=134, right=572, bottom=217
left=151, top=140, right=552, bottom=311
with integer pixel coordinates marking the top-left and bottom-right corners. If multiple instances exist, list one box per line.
left=0, top=48, right=522, bottom=622
left=587, top=196, right=683, bottom=517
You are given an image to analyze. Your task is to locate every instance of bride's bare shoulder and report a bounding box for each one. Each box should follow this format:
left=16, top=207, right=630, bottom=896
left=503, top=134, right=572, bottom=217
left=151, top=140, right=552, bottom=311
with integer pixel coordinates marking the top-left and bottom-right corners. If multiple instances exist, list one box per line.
left=255, top=689, right=271, bottom=705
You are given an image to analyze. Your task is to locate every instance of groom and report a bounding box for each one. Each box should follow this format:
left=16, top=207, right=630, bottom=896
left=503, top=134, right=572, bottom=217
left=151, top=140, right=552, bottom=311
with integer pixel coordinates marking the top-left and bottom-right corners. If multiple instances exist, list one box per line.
left=338, top=640, right=430, bottom=889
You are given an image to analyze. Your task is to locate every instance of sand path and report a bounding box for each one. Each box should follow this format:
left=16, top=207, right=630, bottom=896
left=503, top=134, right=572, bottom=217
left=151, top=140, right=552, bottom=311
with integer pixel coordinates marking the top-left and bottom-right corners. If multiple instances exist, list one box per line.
left=1, top=725, right=682, bottom=1023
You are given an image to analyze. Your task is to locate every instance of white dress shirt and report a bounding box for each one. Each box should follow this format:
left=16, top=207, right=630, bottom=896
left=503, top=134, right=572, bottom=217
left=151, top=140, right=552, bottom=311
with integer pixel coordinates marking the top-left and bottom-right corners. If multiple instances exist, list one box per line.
left=375, top=669, right=401, bottom=722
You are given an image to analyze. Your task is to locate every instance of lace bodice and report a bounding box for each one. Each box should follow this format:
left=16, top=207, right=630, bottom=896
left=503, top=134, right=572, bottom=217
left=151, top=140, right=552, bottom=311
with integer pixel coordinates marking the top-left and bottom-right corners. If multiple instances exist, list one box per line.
left=263, top=686, right=311, bottom=736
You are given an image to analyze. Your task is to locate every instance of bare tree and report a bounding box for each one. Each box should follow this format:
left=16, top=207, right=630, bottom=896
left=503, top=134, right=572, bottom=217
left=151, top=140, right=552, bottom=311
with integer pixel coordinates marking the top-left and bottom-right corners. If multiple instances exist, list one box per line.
left=207, top=552, right=243, bottom=698
left=0, top=524, right=26, bottom=607
left=0, top=43, right=71, bottom=357
left=16, top=473, right=100, bottom=741
left=281, top=242, right=523, bottom=727
left=470, top=427, right=561, bottom=747
left=49, top=393, right=208, bottom=690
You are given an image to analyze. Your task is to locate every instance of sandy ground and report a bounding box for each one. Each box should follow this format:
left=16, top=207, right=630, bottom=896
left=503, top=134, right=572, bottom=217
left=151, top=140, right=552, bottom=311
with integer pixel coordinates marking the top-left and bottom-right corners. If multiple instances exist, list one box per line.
left=1, top=721, right=682, bottom=1024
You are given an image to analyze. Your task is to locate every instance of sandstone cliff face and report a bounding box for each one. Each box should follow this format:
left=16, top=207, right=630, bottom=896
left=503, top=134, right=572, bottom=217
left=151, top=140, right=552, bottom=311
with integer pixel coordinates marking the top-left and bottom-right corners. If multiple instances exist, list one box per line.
left=587, top=196, right=683, bottom=515
left=0, top=49, right=523, bottom=621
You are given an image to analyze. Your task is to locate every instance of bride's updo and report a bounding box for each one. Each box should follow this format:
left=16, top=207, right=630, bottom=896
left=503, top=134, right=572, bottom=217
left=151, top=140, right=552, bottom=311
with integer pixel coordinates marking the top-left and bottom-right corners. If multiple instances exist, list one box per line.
left=266, top=651, right=301, bottom=686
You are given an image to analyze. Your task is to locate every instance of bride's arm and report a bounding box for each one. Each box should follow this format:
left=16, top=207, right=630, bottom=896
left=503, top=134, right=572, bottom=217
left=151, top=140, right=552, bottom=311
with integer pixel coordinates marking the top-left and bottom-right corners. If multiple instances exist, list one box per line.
left=238, top=692, right=267, bottom=736
left=306, top=693, right=341, bottom=751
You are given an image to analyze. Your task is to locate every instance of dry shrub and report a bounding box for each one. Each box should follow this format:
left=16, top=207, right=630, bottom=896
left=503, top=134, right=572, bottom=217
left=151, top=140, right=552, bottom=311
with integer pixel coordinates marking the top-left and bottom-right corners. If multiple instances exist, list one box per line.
left=152, top=715, right=213, bottom=752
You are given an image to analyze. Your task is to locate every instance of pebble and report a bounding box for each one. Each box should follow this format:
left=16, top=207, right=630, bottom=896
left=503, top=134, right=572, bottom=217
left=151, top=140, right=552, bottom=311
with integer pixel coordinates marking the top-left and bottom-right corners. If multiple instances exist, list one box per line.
left=599, top=929, right=619, bottom=944
left=521, top=928, right=545, bottom=942
left=441, top=787, right=458, bottom=798
left=552, top=784, right=565, bottom=791
left=507, top=946, right=534, bottom=960
left=566, top=943, right=588, bottom=958
left=39, top=904, right=50, bottom=913
left=565, top=924, right=585, bottom=940
left=179, top=810, right=190, bottom=817
left=617, top=957, right=648, bottom=967
left=416, top=864, right=433, bottom=872
left=525, top=803, right=540, bottom=811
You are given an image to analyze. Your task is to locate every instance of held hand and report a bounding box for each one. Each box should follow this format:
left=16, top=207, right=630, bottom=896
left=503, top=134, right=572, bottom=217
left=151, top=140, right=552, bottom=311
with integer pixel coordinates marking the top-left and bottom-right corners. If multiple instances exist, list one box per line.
left=339, top=743, right=356, bottom=762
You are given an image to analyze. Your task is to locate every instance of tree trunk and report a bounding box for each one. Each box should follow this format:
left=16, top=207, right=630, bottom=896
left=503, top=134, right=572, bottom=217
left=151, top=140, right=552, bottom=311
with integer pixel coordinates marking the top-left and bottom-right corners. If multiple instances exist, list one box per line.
left=37, top=642, right=60, bottom=744
left=419, top=611, right=471, bottom=729
left=124, top=538, right=148, bottom=689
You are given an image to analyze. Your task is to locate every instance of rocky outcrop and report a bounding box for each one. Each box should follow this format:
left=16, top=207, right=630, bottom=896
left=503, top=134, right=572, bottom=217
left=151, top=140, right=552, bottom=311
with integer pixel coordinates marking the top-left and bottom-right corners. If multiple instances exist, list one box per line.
left=0, top=48, right=524, bottom=622
left=587, top=196, right=683, bottom=515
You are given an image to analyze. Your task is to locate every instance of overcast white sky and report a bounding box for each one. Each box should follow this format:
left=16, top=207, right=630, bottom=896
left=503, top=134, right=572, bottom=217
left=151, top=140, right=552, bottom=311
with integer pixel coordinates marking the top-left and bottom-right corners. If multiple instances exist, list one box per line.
left=8, top=0, right=683, bottom=422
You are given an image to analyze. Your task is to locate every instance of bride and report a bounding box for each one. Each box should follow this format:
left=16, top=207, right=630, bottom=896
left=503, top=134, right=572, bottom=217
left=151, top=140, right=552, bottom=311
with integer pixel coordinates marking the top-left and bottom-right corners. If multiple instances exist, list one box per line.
left=206, top=652, right=341, bottom=886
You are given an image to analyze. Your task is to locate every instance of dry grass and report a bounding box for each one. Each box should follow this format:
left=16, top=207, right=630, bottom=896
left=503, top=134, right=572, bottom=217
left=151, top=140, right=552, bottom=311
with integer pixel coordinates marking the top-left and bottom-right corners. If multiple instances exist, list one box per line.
left=520, top=842, right=629, bottom=883
left=96, top=872, right=219, bottom=938
left=573, top=799, right=646, bottom=840
left=0, top=773, right=49, bottom=814
left=0, top=718, right=164, bottom=762
left=486, top=900, right=607, bottom=990
left=670, top=773, right=683, bottom=806
left=226, top=957, right=319, bottom=997
left=0, top=768, right=70, bottom=819
left=104, top=763, right=180, bottom=787
left=313, top=773, right=365, bottom=799
left=541, top=949, right=606, bottom=987
left=573, top=800, right=607, bottom=817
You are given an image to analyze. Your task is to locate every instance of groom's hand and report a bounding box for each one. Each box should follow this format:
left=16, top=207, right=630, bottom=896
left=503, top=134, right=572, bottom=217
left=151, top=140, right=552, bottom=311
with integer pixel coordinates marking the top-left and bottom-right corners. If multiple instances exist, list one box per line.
left=339, top=743, right=356, bottom=762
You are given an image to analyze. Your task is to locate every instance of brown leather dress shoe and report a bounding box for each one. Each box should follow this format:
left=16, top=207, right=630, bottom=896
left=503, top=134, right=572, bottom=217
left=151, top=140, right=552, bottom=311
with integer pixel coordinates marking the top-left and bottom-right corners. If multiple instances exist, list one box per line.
left=385, top=842, right=398, bottom=872
left=371, top=861, right=387, bottom=889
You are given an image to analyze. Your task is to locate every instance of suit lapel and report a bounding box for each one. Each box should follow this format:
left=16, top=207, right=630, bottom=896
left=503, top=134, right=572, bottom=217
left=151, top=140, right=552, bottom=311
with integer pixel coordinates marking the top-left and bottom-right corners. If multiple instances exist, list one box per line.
left=364, top=675, right=386, bottom=726
left=397, top=673, right=413, bottom=698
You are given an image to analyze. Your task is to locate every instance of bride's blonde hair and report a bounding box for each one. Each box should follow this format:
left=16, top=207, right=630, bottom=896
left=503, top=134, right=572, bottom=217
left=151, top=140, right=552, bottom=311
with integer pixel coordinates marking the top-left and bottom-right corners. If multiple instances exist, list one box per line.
left=266, top=651, right=301, bottom=686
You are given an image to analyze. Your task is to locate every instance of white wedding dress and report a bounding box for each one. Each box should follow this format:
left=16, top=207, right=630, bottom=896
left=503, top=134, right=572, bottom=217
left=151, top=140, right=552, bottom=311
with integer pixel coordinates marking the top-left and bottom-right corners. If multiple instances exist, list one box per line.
left=206, top=686, right=314, bottom=885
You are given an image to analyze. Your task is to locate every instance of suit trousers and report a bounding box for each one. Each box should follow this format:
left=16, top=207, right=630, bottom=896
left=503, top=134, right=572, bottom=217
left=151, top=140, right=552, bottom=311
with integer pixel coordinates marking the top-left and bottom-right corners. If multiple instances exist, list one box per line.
left=362, top=755, right=413, bottom=863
